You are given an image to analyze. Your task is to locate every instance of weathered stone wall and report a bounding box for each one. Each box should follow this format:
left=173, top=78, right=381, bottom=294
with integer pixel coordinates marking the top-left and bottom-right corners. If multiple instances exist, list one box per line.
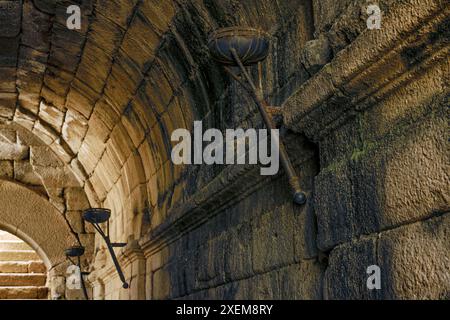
left=284, top=0, right=449, bottom=299
left=139, top=135, right=321, bottom=300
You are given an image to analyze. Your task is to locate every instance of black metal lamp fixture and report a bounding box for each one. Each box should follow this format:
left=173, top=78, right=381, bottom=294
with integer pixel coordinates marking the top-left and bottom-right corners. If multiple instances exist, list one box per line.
left=82, top=208, right=129, bottom=289
left=65, top=245, right=90, bottom=300
left=208, top=27, right=307, bottom=205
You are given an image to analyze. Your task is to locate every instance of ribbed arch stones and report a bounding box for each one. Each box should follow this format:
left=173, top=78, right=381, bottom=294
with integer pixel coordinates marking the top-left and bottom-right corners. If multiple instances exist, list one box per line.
left=0, top=179, right=79, bottom=269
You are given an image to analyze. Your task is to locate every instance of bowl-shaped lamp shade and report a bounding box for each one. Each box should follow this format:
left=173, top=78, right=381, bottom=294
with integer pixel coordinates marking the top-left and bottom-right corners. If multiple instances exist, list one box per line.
left=83, top=208, right=111, bottom=224
left=208, top=27, right=270, bottom=66
left=65, top=246, right=85, bottom=257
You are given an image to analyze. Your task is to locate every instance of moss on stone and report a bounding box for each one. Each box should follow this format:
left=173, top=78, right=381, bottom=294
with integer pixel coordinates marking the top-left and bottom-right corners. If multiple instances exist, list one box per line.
left=350, top=141, right=376, bottom=162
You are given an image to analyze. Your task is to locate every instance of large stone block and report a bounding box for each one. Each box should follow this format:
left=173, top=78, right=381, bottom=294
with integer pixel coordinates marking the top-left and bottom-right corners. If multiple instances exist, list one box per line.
left=0, top=273, right=46, bottom=286
left=252, top=205, right=296, bottom=273
left=121, top=12, right=159, bottom=70
left=66, top=210, right=84, bottom=234
left=28, top=261, right=46, bottom=273
left=96, top=0, right=139, bottom=29
left=0, top=67, right=16, bottom=92
left=0, top=92, right=17, bottom=119
left=33, top=0, right=56, bottom=14
left=0, top=160, right=13, bottom=178
left=324, top=236, right=380, bottom=300
left=278, top=261, right=324, bottom=299
left=324, top=213, right=450, bottom=300
left=65, top=80, right=98, bottom=118
left=152, top=266, right=171, bottom=299
left=38, top=100, right=65, bottom=132
left=78, top=139, right=104, bottom=175
left=0, top=129, right=29, bottom=160
left=109, top=123, right=135, bottom=165
left=301, top=36, right=332, bottom=75
left=378, top=214, right=450, bottom=299
left=223, top=223, right=253, bottom=281
left=14, top=160, right=42, bottom=185
left=122, top=108, right=145, bottom=149
left=0, top=261, right=28, bottom=273
left=139, top=0, right=175, bottom=34
left=0, top=0, right=22, bottom=37
left=316, top=109, right=449, bottom=250
left=30, top=145, right=63, bottom=167
left=62, top=109, right=88, bottom=154
left=22, top=0, right=51, bottom=51
left=75, top=42, right=111, bottom=94
left=373, top=113, right=449, bottom=228
left=33, top=165, right=81, bottom=188
left=103, top=53, right=141, bottom=114
left=0, top=37, right=19, bottom=67
left=315, top=161, right=356, bottom=250
left=143, top=64, right=173, bottom=116
left=32, top=120, right=58, bottom=144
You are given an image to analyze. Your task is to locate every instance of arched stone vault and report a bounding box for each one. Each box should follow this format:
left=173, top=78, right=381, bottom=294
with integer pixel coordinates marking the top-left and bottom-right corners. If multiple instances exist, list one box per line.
left=0, top=0, right=315, bottom=245
left=0, top=0, right=317, bottom=300
left=0, top=179, right=79, bottom=269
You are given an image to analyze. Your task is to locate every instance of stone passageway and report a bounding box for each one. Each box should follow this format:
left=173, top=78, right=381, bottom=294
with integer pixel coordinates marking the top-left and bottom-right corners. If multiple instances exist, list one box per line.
left=0, top=230, right=48, bottom=299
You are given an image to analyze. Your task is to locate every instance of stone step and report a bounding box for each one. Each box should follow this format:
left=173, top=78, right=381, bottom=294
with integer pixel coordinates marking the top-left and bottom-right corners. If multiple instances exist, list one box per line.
left=0, top=240, right=32, bottom=251
left=0, top=286, right=48, bottom=299
left=0, top=273, right=47, bottom=286
left=0, top=261, right=46, bottom=273
left=0, top=232, right=19, bottom=241
left=0, top=250, right=40, bottom=261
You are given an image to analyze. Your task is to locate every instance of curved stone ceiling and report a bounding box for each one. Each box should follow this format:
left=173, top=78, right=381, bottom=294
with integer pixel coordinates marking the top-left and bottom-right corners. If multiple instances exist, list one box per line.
left=0, top=0, right=314, bottom=243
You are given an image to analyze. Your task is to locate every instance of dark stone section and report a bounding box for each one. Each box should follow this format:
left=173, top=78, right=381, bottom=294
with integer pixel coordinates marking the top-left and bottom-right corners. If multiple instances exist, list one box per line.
left=323, top=236, right=380, bottom=300
left=0, top=1, right=22, bottom=37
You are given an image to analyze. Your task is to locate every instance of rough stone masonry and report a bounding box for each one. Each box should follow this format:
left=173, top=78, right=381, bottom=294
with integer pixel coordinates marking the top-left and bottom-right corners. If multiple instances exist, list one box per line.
left=0, top=0, right=448, bottom=300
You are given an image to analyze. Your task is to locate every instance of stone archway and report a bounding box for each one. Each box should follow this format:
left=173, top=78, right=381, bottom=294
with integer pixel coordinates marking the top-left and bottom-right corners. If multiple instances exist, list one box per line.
left=0, top=179, right=82, bottom=299
left=0, top=179, right=79, bottom=269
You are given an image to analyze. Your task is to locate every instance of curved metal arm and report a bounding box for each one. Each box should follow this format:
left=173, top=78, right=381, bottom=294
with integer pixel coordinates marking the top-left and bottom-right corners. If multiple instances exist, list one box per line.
left=228, top=48, right=307, bottom=205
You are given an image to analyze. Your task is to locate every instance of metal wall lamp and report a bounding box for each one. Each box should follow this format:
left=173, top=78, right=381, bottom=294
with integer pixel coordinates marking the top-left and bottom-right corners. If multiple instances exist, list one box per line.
left=208, top=27, right=307, bottom=205
left=65, top=246, right=90, bottom=300
left=82, top=208, right=129, bottom=289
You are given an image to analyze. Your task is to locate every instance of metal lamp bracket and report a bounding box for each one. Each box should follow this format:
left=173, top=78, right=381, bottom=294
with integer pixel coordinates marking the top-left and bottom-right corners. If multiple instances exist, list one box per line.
left=82, top=208, right=129, bottom=289
left=208, top=27, right=307, bottom=205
